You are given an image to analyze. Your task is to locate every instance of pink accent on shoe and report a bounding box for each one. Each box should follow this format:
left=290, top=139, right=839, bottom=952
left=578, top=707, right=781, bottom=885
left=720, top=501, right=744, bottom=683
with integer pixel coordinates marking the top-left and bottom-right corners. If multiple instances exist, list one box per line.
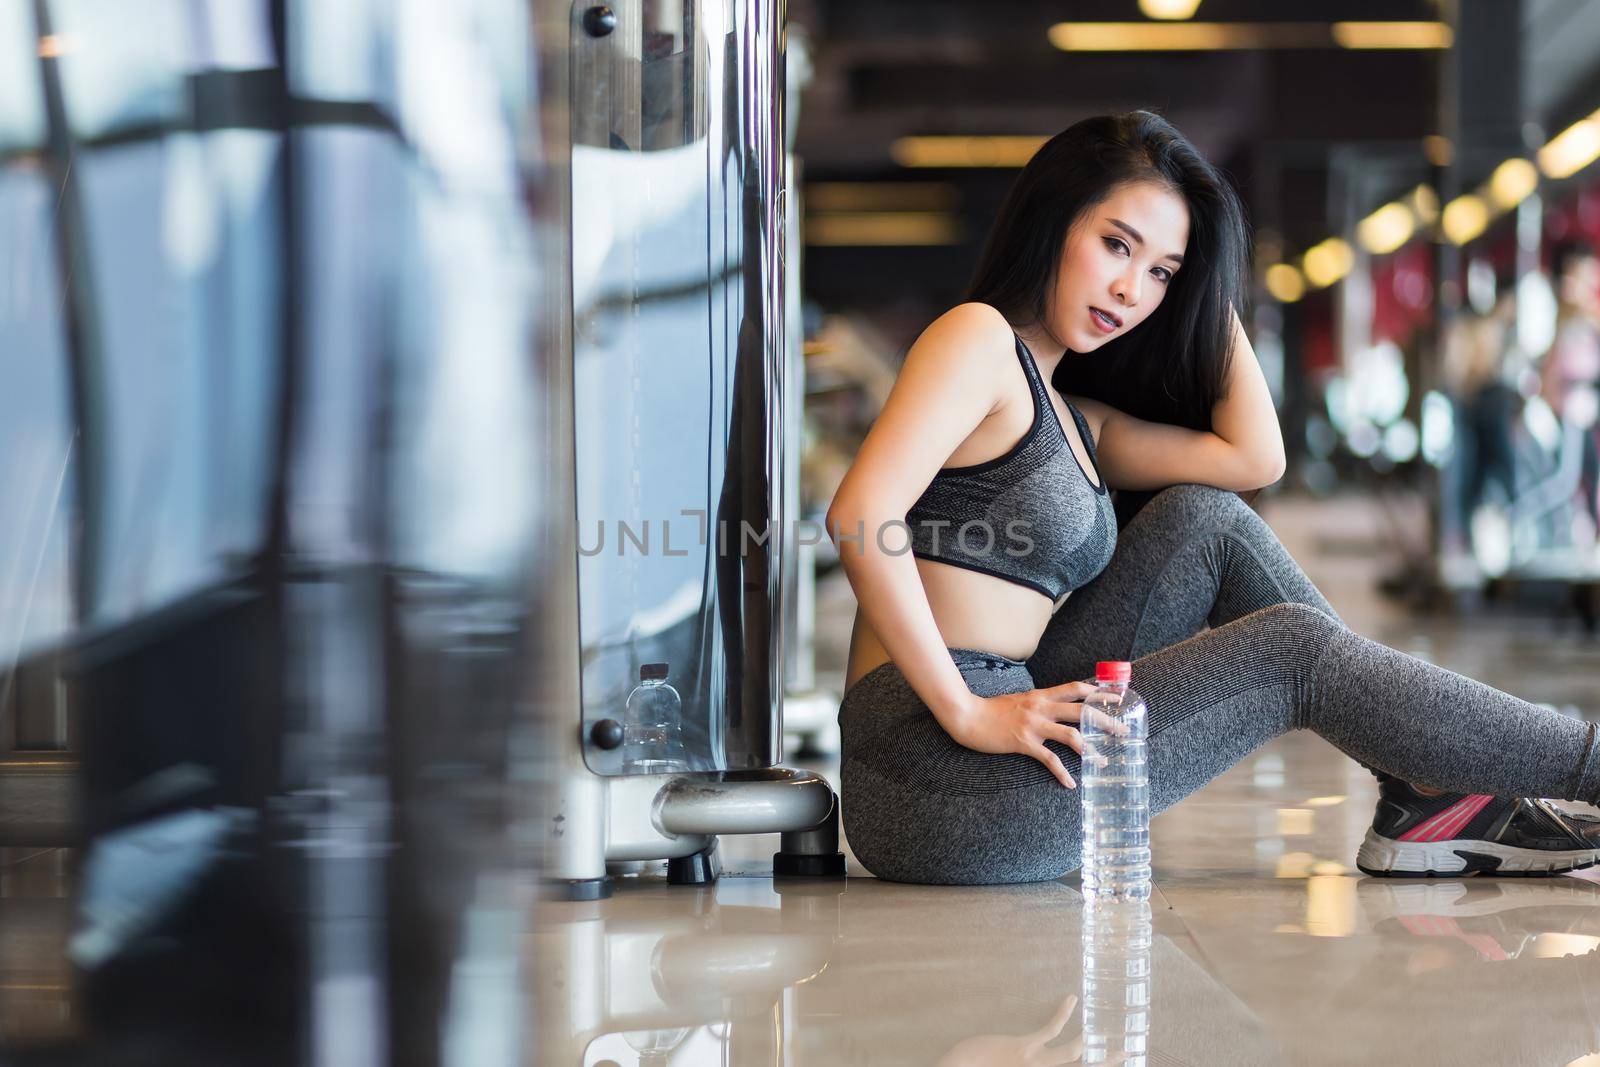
left=1396, top=915, right=1510, bottom=960
left=1397, top=794, right=1496, bottom=843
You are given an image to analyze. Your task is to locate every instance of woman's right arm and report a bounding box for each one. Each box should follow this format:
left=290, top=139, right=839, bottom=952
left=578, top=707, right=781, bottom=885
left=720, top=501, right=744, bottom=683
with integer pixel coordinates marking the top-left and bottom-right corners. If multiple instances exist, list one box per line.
left=825, top=303, right=1093, bottom=787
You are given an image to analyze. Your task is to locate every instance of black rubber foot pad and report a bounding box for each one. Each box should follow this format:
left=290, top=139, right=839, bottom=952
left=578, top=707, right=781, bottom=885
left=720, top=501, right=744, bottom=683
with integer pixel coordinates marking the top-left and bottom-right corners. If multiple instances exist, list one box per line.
left=544, top=876, right=614, bottom=901
left=667, top=847, right=721, bottom=885
left=773, top=851, right=848, bottom=878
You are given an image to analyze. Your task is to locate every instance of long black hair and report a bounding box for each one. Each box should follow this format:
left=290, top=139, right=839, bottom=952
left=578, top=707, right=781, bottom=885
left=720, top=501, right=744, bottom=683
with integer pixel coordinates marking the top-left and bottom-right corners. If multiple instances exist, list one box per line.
left=965, top=110, right=1249, bottom=431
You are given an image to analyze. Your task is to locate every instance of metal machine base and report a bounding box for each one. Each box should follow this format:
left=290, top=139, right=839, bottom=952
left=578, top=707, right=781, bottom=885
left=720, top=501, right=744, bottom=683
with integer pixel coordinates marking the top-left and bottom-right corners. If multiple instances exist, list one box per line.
left=547, top=767, right=846, bottom=889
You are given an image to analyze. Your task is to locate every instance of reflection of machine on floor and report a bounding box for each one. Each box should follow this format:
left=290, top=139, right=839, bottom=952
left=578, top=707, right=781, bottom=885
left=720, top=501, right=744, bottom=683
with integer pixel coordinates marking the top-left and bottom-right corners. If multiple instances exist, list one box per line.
left=542, top=0, right=845, bottom=899
left=538, top=880, right=841, bottom=1065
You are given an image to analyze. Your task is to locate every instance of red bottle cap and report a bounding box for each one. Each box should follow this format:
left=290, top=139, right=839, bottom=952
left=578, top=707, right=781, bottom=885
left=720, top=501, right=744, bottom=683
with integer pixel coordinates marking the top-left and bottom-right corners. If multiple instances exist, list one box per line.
left=1095, top=661, right=1131, bottom=684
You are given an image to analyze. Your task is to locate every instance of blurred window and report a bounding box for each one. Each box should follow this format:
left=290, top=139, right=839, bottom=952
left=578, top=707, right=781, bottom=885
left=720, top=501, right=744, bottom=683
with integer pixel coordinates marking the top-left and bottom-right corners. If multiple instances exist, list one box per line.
left=78, top=132, right=282, bottom=624
left=286, top=0, right=394, bottom=110
left=0, top=4, right=45, bottom=150
left=290, top=127, right=402, bottom=564
left=0, top=171, right=75, bottom=667
left=47, top=0, right=190, bottom=139
left=189, top=0, right=276, bottom=71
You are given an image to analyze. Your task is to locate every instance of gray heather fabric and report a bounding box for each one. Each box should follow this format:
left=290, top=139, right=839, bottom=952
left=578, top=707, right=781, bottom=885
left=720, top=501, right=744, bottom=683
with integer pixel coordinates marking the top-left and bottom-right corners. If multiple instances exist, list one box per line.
left=1032, top=479, right=1392, bottom=781
left=838, top=484, right=1600, bottom=885
left=903, top=334, right=1116, bottom=600
left=1025, top=480, right=1341, bottom=683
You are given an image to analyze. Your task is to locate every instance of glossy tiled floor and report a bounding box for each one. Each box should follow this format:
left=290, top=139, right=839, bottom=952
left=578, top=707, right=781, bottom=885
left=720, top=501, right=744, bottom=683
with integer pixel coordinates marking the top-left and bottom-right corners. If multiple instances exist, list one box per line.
left=537, top=495, right=1600, bottom=1066
left=0, top=846, right=75, bottom=1047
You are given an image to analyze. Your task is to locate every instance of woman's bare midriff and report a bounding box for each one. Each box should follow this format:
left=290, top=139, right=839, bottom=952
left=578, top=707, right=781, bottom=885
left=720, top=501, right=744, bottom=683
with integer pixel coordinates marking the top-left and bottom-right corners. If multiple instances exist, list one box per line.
left=843, top=558, right=1069, bottom=692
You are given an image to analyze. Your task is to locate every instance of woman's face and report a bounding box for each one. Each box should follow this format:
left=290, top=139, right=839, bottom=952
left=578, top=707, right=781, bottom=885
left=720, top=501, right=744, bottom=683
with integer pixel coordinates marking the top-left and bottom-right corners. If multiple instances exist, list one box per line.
left=1046, top=180, right=1190, bottom=353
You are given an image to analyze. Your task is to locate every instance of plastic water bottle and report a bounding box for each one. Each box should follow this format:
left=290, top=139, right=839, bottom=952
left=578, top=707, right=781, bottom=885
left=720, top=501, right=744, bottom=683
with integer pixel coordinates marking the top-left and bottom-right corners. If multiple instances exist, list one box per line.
left=622, top=663, right=689, bottom=773
left=1080, top=660, right=1150, bottom=901
left=1081, top=898, right=1153, bottom=1066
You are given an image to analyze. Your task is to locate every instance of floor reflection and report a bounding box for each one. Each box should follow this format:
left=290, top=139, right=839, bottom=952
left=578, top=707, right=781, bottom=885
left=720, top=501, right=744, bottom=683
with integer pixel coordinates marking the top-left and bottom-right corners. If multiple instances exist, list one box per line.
left=535, top=876, right=1284, bottom=1066
left=541, top=877, right=839, bottom=1065
left=544, top=866, right=1600, bottom=1067
left=0, top=847, right=78, bottom=1048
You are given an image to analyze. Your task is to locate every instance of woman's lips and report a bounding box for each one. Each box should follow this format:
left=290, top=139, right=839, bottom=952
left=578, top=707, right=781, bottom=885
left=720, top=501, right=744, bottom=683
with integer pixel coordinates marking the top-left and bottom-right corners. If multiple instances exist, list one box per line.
left=1089, top=306, right=1121, bottom=334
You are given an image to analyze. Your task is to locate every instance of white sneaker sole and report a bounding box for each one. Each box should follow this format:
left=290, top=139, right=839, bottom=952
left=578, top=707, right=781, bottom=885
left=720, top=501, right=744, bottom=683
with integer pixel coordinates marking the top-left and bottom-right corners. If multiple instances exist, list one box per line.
left=1355, top=828, right=1600, bottom=877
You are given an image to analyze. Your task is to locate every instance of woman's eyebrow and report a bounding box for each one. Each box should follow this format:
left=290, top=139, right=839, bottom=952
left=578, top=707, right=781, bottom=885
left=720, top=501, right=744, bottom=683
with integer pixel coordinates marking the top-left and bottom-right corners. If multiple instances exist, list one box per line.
left=1108, top=218, right=1184, bottom=265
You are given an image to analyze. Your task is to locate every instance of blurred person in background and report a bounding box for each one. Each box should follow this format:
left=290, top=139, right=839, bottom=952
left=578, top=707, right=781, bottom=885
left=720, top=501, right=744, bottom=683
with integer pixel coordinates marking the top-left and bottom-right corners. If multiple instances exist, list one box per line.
left=1441, top=281, right=1521, bottom=555
left=826, top=111, right=1600, bottom=887
left=1542, top=240, right=1600, bottom=531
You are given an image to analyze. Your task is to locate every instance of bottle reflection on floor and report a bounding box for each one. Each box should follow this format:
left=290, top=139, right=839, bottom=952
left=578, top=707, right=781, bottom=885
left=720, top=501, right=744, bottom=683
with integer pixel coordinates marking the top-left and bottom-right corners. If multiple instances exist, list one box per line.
left=1082, top=900, right=1153, bottom=1065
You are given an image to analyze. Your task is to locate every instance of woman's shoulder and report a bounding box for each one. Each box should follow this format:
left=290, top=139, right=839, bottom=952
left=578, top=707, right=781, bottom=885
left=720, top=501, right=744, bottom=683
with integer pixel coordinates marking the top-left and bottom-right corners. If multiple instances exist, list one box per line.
left=923, top=301, right=1016, bottom=343
left=904, top=302, right=1019, bottom=375
left=881, top=303, right=1023, bottom=428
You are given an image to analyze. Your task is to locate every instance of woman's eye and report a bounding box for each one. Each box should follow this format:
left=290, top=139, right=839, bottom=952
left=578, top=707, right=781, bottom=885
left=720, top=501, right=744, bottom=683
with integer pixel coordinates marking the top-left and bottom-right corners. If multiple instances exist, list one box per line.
left=1106, top=235, right=1172, bottom=281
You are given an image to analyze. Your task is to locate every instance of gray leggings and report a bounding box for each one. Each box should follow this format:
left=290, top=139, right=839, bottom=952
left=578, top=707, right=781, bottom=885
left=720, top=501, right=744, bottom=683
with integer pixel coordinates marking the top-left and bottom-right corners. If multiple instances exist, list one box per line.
left=838, top=484, right=1600, bottom=885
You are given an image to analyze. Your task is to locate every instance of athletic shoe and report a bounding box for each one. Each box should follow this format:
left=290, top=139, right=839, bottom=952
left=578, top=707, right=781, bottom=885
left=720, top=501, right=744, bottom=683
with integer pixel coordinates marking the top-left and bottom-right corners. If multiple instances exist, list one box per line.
left=1355, top=779, right=1600, bottom=877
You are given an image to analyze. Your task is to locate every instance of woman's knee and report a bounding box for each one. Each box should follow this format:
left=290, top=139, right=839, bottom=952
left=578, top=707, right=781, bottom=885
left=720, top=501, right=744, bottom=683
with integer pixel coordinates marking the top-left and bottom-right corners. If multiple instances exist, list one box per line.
left=1249, top=601, right=1340, bottom=635
left=1142, top=483, right=1252, bottom=528
left=1231, top=603, right=1345, bottom=661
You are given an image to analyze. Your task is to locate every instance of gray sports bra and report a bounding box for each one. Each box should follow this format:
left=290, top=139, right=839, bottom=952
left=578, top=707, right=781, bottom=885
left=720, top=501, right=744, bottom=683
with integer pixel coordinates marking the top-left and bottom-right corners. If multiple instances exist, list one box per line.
left=904, top=334, right=1117, bottom=600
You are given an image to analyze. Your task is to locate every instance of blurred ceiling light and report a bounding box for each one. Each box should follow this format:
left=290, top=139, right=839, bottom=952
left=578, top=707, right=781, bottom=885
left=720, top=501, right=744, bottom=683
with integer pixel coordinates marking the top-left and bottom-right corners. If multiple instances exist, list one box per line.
left=1441, top=194, right=1490, bottom=245
left=1423, top=134, right=1454, bottom=167
left=890, top=135, right=1047, bottom=168
left=1139, top=0, right=1203, bottom=19
left=804, top=211, right=962, bottom=246
left=1048, top=21, right=1449, bottom=52
left=806, top=181, right=958, bottom=211
left=1382, top=419, right=1420, bottom=464
left=1420, top=390, right=1455, bottom=466
left=1302, top=238, right=1354, bottom=289
left=37, top=34, right=71, bottom=58
left=1050, top=22, right=1314, bottom=51
left=1538, top=111, right=1600, bottom=180
left=1346, top=419, right=1382, bottom=458
left=1516, top=270, right=1559, bottom=356
left=1357, top=202, right=1416, bottom=255
left=1408, top=183, right=1440, bottom=225
left=1265, top=263, right=1306, bottom=303
left=1331, top=21, right=1453, bottom=49
left=1487, top=157, right=1538, bottom=209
